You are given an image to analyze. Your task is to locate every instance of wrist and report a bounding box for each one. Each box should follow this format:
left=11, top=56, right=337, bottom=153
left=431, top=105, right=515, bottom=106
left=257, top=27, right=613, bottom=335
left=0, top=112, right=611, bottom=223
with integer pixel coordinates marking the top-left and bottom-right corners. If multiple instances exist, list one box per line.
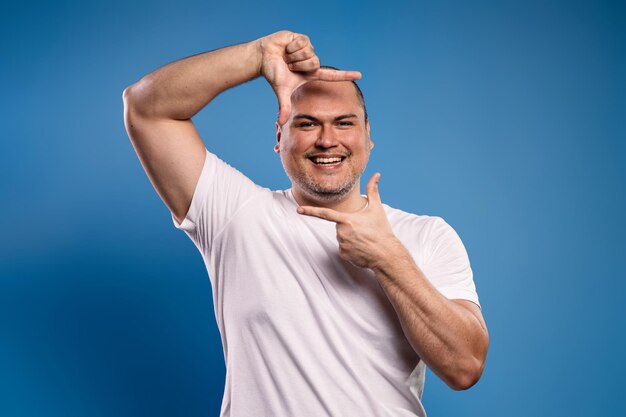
left=372, top=236, right=411, bottom=274
left=249, top=38, right=264, bottom=79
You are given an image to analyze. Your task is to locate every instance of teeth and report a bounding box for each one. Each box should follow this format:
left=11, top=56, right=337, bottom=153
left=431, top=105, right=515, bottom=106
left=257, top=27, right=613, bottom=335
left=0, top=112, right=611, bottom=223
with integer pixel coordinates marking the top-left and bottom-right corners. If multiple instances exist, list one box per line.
left=313, top=157, right=342, bottom=164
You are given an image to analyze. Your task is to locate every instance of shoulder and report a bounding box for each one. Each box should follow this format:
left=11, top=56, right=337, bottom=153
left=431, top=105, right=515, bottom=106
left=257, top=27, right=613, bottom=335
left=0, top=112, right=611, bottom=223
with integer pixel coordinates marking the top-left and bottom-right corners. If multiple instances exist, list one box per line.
left=382, top=203, right=468, bottom=256
left=382, top=202, right=444, bottom=237
left=382, top=204, right=452, bottom=263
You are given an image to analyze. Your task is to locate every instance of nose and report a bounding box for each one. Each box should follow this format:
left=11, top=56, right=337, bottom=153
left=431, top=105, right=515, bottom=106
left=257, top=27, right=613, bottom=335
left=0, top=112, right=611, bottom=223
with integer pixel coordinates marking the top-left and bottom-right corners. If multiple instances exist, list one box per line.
left=315, top=126, right=339, bottom=148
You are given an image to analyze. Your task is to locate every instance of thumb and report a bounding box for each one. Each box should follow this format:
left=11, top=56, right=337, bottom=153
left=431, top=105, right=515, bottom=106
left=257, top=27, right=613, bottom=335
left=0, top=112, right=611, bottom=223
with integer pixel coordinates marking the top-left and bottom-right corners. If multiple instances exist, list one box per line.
left=278, top=102, right=291, bottom=126
left=365, top=172, right=383, bottom=207
left=275, top=88, right=292, bottom=126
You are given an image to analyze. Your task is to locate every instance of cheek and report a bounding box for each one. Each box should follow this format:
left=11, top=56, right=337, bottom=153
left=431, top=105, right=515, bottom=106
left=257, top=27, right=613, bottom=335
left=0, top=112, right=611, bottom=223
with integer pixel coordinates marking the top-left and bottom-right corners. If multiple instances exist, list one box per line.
left=350, top=138, right=371, bottom=157
left=280, top=145, right=306, bottom=170
left=281, top=134, right=306, bottom=153
left=350, top=144, right=371, bottom=170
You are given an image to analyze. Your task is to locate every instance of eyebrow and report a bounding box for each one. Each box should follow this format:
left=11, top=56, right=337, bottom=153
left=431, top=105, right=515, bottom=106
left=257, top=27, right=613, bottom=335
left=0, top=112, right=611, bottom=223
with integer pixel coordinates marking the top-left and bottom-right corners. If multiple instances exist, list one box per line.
left=293, top=114, right=358, bottom=123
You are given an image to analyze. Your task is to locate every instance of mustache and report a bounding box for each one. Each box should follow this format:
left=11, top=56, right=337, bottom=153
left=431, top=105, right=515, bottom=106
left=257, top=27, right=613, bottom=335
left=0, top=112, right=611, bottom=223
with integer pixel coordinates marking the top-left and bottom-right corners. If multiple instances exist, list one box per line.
left=303, top=151, right=351, bottom=158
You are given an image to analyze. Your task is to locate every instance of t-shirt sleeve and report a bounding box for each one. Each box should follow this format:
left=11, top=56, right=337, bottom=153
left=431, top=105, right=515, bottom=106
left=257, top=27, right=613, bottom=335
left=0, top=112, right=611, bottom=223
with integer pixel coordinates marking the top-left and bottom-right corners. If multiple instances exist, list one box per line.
left=421, top=216, right=481, bottom=308
left=171, top=148, right=265, bottom=253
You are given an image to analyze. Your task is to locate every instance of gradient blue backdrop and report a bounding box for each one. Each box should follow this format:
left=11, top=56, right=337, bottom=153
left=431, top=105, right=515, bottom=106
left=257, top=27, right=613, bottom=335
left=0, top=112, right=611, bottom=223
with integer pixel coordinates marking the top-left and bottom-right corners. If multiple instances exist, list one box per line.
left=2, top=0, right=624, bottom=416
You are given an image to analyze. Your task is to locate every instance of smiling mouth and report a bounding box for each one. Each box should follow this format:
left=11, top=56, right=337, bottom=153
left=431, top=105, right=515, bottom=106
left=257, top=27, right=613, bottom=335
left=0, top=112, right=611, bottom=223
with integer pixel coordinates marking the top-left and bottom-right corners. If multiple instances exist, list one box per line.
left=307, top=155, right=347, bottom=166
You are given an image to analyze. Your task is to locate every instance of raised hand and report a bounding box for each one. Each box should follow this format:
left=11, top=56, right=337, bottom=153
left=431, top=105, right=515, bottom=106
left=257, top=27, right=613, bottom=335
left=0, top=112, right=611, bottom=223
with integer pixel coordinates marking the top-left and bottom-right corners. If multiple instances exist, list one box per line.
left=296, top=173, right=400, bottom=269
left=258, top=31, right=362, bottom=125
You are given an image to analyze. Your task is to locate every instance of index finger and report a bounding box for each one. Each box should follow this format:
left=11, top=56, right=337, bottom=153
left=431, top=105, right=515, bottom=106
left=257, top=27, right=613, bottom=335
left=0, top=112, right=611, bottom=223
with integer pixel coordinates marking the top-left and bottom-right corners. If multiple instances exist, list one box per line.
left=297, top=205, right=348, bottom=223
left=315, top=68, right=362, bottom=82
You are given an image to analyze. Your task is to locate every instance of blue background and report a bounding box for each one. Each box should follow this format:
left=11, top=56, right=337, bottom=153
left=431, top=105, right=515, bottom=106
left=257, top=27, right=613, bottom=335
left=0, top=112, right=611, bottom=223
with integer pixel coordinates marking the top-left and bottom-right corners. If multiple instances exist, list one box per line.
left=2, top=0, right=624, bottom=416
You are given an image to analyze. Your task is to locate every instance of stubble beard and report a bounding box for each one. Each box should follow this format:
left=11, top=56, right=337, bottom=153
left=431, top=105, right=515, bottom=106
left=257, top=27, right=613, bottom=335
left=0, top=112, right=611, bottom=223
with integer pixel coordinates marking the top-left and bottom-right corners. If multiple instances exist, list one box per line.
left=286, top=155, right=366, bottom=203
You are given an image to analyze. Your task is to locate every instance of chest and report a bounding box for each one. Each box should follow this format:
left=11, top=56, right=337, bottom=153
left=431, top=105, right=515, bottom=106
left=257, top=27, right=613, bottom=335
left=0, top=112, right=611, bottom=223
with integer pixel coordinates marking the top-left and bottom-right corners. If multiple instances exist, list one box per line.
left=212, top=204, right=405, bottom=344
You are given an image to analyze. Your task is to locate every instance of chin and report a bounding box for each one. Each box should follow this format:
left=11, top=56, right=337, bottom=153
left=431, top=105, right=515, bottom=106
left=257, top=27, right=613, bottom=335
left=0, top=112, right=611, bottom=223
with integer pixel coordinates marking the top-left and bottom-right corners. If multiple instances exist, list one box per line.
left=283, top=161, right=363, bottom=203
left=299, top=179, right=358, bottom=203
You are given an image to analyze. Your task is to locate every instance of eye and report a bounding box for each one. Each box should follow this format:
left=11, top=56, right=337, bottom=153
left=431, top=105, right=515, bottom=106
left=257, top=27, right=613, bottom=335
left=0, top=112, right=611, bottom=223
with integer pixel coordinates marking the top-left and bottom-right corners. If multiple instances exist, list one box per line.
left=337, top=120, right=354, bottom=127
left=297, top=121, right=317, bottom=128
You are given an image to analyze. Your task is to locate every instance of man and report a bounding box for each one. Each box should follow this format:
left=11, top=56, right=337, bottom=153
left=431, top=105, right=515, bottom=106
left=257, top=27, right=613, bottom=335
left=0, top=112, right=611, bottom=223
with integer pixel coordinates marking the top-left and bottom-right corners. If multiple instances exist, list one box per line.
left=123, top=30, right=489, bottom=417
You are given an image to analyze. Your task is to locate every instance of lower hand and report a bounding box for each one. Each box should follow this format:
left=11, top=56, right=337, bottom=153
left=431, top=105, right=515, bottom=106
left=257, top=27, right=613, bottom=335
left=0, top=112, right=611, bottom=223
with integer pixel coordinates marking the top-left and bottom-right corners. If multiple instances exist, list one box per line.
left=296, top=173, right=399, bottom=270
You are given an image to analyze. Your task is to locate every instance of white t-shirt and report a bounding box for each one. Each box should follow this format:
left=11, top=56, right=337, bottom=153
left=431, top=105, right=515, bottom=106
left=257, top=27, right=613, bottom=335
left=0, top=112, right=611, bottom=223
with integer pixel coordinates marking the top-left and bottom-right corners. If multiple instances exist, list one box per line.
left=173, top=149, right=480, bottom=417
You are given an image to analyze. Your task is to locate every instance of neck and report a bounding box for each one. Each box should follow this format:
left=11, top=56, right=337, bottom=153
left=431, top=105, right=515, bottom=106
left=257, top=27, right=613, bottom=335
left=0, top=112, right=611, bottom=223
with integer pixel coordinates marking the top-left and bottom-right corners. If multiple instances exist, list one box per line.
left=291, top=184, right=368, bottom=213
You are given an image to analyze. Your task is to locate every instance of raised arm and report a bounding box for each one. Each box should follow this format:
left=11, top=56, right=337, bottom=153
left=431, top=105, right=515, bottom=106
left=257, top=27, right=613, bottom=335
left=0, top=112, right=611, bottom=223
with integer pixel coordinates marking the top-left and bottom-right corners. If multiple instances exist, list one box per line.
left=122, top=31, right=360, bottom=223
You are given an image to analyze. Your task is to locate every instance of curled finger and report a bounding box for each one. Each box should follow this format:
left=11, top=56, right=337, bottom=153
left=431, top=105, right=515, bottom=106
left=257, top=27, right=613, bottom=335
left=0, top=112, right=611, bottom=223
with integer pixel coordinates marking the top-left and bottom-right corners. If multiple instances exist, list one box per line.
left=288, top=56, right=321, bottom=72
left=284, top=47, right=316, bottom=64
left=285, top=34, right=311, bottom=54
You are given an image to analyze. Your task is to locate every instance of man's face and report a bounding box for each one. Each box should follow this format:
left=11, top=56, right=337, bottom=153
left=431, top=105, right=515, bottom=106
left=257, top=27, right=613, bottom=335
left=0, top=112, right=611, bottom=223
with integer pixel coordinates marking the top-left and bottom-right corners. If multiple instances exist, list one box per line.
left=275, top=81, right=373, bottom=204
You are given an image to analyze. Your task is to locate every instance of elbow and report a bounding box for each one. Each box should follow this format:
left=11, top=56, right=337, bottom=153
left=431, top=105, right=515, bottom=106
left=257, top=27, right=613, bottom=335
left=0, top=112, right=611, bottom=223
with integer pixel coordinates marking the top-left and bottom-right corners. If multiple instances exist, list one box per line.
left=122, top=81, right=155, bottom=135
left=448, top=364, right=482, bottom=391
left=446, top=357, right=485, bottom=391
left=122, top=78, right=156, bottom=120
left=122, top=83, right=152, bottom=145
left=122, top=85, right=138, bottom=138
left=122, top=84, right=137, bottom=120
left=122, top=83, right=140, bottom=115
left=446, top=332, right=489, bottom=391
left=448, top=323, right=490, bottom=391
left=122, top=85, right=133, bottom=107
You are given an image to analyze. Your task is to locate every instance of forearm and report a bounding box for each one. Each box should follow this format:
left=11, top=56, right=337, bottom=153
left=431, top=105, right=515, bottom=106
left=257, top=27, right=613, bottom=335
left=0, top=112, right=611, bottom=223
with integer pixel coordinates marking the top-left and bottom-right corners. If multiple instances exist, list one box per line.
left=124, top=39, right=261, bottom=120
left=372, top=238, right=488, bottom=390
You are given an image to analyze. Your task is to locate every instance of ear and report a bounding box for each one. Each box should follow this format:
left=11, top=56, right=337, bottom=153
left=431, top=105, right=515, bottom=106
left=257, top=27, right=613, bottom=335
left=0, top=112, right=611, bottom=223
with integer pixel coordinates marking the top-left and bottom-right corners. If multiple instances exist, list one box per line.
left=366, top=119, right=374, bottom=150
left=274, top=121, right=281, bottom=153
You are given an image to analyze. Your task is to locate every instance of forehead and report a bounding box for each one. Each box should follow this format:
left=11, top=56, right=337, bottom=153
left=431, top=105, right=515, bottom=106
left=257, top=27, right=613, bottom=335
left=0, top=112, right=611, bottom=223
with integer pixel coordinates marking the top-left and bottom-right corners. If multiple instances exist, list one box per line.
left=291, top=81, right=362, bottom=116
